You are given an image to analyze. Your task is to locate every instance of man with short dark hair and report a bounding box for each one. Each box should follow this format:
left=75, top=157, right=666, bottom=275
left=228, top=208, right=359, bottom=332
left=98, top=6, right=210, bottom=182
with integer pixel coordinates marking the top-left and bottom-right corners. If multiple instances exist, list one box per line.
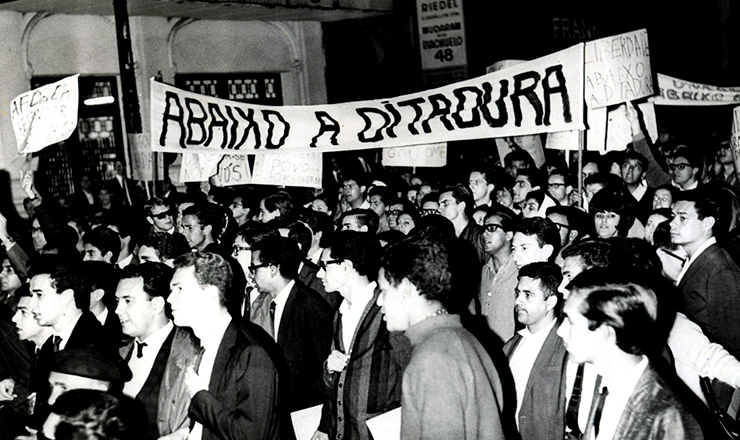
left=511, top=217, right=561, bottom=268
left=341, top=174, right=370, bottom=210
left=313, top=232, right=406, bottom=440
left=168, top=251, right=282, bottom=440
left=437, top=184, right=474, bottom=238
left=340, top=209, right=379, bottom=234
left=82, top=227, right=121, bottom=264
left=621, top=151, right=654, bottom=222
left=670, top=147, right=702, bottom=191
left=558, top=270, right=702, bottom=439
left=250, top=237, right=333, bottom=410
left=504, top=262, right=566, bottom=440
left=145, top=197, right=176, bottom=235
left=180, top=204, right=222, bottom=252
left=137, top=232, right=190, bottom=267
left=116, top=262, right=176, bottom=440
left=368, top=186, right=394, bottom=233
left=469, top=166, right=496, bottom=208
left=377, top=235, right=506, bottom=439
left=81, top=261, right=122, bottom=343
left=546, top=206, right=583, bottom=252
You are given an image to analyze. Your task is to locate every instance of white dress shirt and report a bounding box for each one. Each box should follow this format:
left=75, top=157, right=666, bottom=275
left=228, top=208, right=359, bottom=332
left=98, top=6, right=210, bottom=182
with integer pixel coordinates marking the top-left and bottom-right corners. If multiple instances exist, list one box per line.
left=54, top=312, right=83, bottom=351
left=509, top=318, right=557, bottom=425
left=676, top=236, right=716, bottom=285
left=122, top=321, right=174, bottom=398
left=94, top=307, right=108, bottom=326
left=564, top=359, right=599, bottom=434
left=272, top=280, right=295, bottom=342
left=339, top=282, right=376, bottom=351
left=596, top=356, right=649, bottom=440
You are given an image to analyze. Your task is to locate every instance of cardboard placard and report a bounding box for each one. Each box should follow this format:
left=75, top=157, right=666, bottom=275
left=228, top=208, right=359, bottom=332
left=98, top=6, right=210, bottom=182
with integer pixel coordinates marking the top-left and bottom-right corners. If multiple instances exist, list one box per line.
left=251, top=152, right=322, bottom=188
left=178, top=153, right=221, bottom=182
left=655, top=74, right=740, bottom=106
left=211, top=155, right=252, bottom=187
left=382, top=143, right=447, bottom=167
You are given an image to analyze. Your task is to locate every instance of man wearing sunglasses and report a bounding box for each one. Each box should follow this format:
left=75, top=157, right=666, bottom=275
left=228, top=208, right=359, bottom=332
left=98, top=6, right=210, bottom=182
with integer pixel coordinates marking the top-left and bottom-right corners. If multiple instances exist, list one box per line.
left=145, top=197, right=176, bottom=235
left=669, top=147, right=702, bottom=191
left=478, top=210, right=518, bottom=341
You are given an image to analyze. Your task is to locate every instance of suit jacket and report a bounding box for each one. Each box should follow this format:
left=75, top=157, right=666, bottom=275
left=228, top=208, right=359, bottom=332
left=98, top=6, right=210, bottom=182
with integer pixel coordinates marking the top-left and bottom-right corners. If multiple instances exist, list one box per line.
left=677, top=243, right=740, bottom=359
left=276, top=281, right=333, bottom=411
left=503, top=322, right=568, bottom=440
left=298, top=260, right=341, bottom=311
left=318, top=292, right=407, bottom=440
left=31, top=311, right=114, bottom=428
left=606, top=365, right=703, bottom=440
left=189, top=320, right=281, bottom=440
left=119, top=326, right=176, bottom=440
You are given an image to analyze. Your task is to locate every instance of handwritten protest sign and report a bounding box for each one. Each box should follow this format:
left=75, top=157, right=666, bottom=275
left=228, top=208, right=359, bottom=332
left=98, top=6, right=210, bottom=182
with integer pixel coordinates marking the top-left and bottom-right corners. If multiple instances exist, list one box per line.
left=11, top=75, right=79, bottom=154
left=152, top=44, right=584, bottom=155
left=584, top=29, right=652, bottom=108
left=211, top=155, right=252, bottom=187
left=655, top=74, right=740, bottom=106
left=382, top=143, right=447, bottom=167
left=179, top=153, right=221, bottom=183
left=129, top=133, right=156, bottom=181
left=251, top=152, right=322, bottom=188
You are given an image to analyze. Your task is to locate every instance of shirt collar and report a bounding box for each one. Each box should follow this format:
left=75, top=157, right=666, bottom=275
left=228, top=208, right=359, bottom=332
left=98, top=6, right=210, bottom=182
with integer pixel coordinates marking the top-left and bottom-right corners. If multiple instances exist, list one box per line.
left=339, top=281, right=376, bottom=316
left=199, top=317, right=232, bottom=353
left=676, top=237, right=716, bottom=285
left=631, top=181, right=648, bottom=201
left=517, top=316, right=557, bottom=339
left=272, top=279, right=295, bottom=309
left=137, top=320, right=173, bottom=345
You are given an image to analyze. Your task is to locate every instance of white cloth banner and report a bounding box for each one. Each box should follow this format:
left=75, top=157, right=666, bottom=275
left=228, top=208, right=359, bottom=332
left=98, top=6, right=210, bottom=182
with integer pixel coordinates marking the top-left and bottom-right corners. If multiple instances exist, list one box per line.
left=584, top=29, right=652, bottom=109
left=382, top=143, right=447, bottom=167
left=251, top=152, right=322, bottom=188
left=655, top=74, right=740, bottom=106
left=151, top=44, right=585, bottom=155
left=11, top=74, right=79, bottom=154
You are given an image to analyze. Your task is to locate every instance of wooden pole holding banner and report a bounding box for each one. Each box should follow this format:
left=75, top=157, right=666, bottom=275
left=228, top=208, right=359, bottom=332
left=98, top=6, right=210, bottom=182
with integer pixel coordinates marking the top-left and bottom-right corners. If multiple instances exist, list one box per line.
left=577, top=131, right=584, bottom=209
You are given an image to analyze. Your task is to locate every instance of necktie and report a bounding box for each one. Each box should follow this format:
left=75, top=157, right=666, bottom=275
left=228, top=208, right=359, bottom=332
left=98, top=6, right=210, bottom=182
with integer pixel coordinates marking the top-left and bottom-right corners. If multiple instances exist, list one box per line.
left=566, top=363, right=586, bottom=437
left=592, top=386, right=609, bottom=437
left=136, top=341, right=147, bottom=358
left=52, top=335, right=62, bottom=352
left=270, top=301, right=277, bottom=334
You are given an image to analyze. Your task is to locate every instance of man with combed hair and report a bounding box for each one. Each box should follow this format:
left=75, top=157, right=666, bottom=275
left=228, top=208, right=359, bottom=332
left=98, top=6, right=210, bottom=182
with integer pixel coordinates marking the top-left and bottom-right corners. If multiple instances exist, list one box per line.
left=137, top=232, right=191, bottom=267
left=82, top=227, right=120, bottom=264
left=511, top=217, right=561, bottom=269
left=168, top=251, right=282, bottom=440
left=145, top=197, right=177, bottom=235
left=503, top=262, right=566, bottom=440
left=558, top=270, right=703, bottom=439
left=312, top=232, right=406, bottom=440
left=377, top=235, right=506, bottom=440
left=437, top=184, right=474, bottom=238
left=340, top=209, right=379, bottom=234
left=469, top=165, right=497, bottom=208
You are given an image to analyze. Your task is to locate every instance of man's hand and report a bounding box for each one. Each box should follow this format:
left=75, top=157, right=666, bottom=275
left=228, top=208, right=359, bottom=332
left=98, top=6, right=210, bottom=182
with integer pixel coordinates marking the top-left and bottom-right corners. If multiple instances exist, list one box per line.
left=15, top=426, right=37, bottom=440
left=0, top=378, right=16, bottom=401
left=310, top=430, right=329, bottom=440
left=326, top=350, right=349, bottom=373
left=184, top=366, right=207, bottom=398
left=157, top=427, right=190, bottom=440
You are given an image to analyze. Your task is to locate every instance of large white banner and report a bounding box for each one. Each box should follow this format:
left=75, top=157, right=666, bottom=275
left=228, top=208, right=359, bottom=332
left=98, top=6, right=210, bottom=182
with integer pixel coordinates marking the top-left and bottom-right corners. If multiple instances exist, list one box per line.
left=11, top=75, right=79, bottom=154
left=655, top=74, right=740, bottom=106
left=584, top=29, right=652, bottom=109
left=151, top=44, right=585, bottom=155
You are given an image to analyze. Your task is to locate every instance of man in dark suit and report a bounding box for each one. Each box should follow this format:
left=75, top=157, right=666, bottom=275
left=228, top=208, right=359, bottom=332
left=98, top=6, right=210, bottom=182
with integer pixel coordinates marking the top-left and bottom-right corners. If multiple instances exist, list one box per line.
left=250, top=236, right=333, bottom=411
left=503, top=262, right=567, bottom=440
left=82, top=261, right=123, bottom=345
left=288, top=221, right=340, bottom=310
left=671, top=189, right=740, bottom=407
left=168, top=251, right=282, bottom=440
left=26, top=257, right=115, bottom=428
left=116, top=262, right=176, bottom=440
left=558, top=269, right=702, bottom=440
left=313, top=232, right=406, bottom=440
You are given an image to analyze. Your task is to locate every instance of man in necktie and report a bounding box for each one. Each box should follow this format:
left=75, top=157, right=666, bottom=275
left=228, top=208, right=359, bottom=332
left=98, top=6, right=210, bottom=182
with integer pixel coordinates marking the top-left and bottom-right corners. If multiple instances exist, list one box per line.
left=502, top=262, right=567, bottom=440
left=557, top=268, right=703, bottom=440
left=116, top=262, right=177, bottom=439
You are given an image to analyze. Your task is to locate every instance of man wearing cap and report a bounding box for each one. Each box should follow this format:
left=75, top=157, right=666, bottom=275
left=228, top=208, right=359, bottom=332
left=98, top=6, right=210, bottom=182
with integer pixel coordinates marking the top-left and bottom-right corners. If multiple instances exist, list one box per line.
left=168, top=251, right=282, bottom=440
left=116, top=262, right=178, bottom=440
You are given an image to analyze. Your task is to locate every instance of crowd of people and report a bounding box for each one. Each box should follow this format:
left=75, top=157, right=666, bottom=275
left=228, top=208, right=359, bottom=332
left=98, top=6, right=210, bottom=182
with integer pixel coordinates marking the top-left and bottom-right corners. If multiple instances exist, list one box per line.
left=0, top=134, right=740, bottom=440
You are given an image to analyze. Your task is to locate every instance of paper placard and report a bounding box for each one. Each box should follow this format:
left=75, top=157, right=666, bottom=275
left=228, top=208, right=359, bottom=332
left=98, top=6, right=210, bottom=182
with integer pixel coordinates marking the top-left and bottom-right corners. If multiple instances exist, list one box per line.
left=382, top=143, right=447, bottom=167
left=366, top=407, right=401, bottom=440
left=655, top=74, right=740, bottom=106
left=584, top=29, right=652, bottom=108
left=416, top=0, right=467, bottom=70
left=211, top=155, right=252, bottom=187
left=129, top=133, right=154, bottom=181
left=290, top=404, right=322, bottom=440
left=606, top=103, right=631, bottom=151
left=178, top=153, right=221, bottom=182
left=11, top=74, right=80, bottom=154
left=151, top=44, right=584, bottom=155
left=251, top=152, right=322, bottom=188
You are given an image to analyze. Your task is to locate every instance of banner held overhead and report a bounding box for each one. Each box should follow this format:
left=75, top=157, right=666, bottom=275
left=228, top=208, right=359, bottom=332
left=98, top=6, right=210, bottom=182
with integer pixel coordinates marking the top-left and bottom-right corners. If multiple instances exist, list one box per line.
left=151, top=44, right=585, bottom=155
left=655, top=74, right=740, bottom=106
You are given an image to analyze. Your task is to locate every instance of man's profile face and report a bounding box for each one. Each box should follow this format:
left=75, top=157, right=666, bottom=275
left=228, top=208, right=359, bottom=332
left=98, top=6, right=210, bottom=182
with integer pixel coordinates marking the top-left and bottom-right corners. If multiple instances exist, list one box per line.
left=31, top=218, right=47, bottom=252
left=115, top=277, right=158, bottom=340
left=30, top=274, right=68, bottom=327
left=514, top=276, right=552, bottom=328
left=83, top=244, right=109, bottom=263
left=341, top=215, right=364, bottom=232
left=149, top=204, right=174, bottom=232
left=168, top=266, right=210, bottom=328
left=376, top=269, right=409, bottom=332
left=180, top=215, right=206, bottom=249
left=557, top=296, right=603, bottom=364
left=547, top=213, right=571, bottom=247
left=511, top=232, right=551, bottom=268
left=670, top=200, right=707, bottom=246
left=13, top=297, right=46, bottom=342
left=469, top=172, right=492, bottom=203
left=558, top=256, right=586, bottom=298
left=249, top=251, right=274, bottom=295
left=438, top=191, right=462, bottom=221
left=482, top=215, right=508, bottom=255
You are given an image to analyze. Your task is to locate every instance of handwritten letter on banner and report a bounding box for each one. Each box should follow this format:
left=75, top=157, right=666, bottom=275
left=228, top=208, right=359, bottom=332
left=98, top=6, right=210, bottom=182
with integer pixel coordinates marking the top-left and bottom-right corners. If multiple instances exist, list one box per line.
left=655, top=74, right=740, bottom=106
left=11, top=75, right=80, bottom=154
left=382, top=144, right=447, bottom=168
left=252, top=152, right=322, bottom=188
left=585, top=29, right=652, bottom=109
left=151, top=44, right=584, bottom=155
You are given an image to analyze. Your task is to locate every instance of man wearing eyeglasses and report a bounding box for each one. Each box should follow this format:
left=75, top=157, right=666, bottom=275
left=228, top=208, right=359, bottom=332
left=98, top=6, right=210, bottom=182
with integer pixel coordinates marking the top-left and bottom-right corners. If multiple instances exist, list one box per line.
left=546, top=171, right=571, bottom=207
left=312, top=231, right=406, bottom=440
left=669, top=147, right=702, bottom=191
left=250, top=236, right=333, bottom=411
left=145, top=197, right=176, bottom=235
left=671, top=190, right=740, bottom=409
left=478, top=211, right=518, bottom=341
